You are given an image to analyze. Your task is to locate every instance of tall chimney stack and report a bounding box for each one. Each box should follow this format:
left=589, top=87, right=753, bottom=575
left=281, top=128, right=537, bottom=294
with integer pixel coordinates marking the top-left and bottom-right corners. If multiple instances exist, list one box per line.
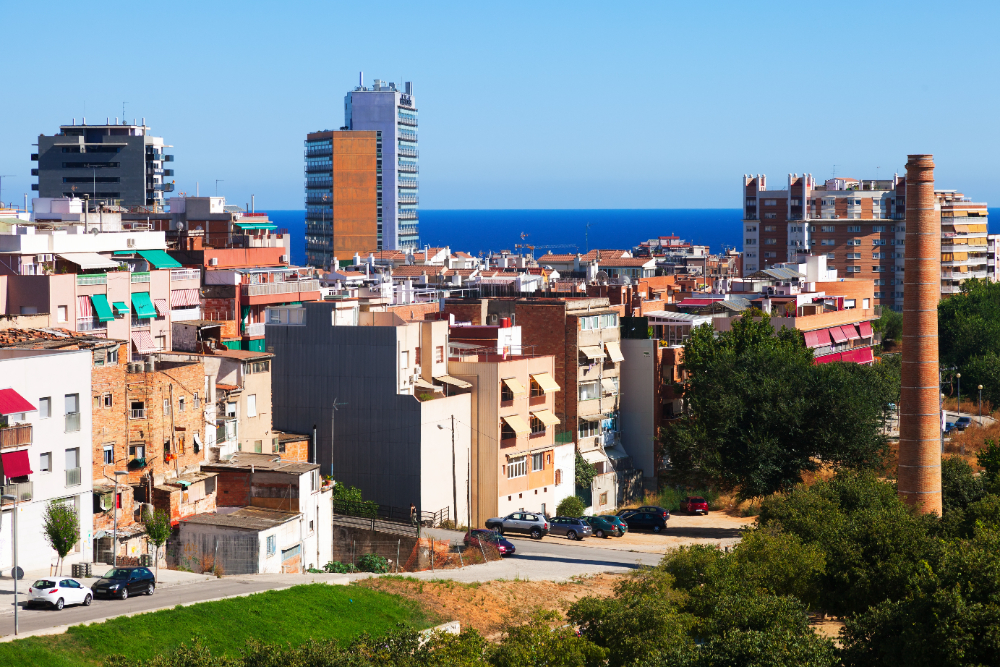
left=898, top=154, right=941, bottom=514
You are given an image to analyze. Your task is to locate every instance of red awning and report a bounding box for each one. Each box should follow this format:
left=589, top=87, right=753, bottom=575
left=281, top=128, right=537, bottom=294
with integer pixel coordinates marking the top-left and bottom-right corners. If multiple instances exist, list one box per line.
left=858, top=321, right=873, bottom=338
left=814, top=352, right=843, bottom=364
left=0, top=388, right=36, bottom=416
left=1, top=450, right=32, bottom=478
left=855, top=347, right=874, bottom=364
left=844, top=324, right=861, bottom=340
left=131, top=331, right=157, bottom=354
left=77, top=295, right=93, bottom=319
left=828, top=326, right=849, bottom=344
left=154, top=299, right=169, bottom=317
left=803, top=329, right=832, bottom=349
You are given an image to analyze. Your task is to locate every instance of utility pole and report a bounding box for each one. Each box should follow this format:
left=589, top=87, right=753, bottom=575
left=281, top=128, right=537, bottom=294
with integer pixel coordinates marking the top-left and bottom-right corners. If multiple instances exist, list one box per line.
left=2, top=493, right=19, bottom=635
left=215, top=180, right=224, bottom=197
left=328, top=398, right=347, bottom=467
left=451, top=414, right=457, bottom=526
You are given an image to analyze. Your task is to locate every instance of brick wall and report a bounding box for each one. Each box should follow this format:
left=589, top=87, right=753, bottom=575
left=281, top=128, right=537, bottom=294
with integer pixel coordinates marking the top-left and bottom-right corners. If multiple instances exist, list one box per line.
left=217, top=470, right=251, bottom=506
left=442, top=301, right=487, bottom=325
left=386, top=301, right=440, bottom=322
left=277, top=436, right=310, bottom=462
left=513, top=302, right=571, bottom=425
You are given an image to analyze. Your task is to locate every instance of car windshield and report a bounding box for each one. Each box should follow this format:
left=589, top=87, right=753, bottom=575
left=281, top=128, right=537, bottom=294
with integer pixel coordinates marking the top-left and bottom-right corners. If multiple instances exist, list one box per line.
left=103, top=569, right=131, bottom=579
left=33, top=580, right=56, bottom=589
left=690, top=497, right=706, bottom=503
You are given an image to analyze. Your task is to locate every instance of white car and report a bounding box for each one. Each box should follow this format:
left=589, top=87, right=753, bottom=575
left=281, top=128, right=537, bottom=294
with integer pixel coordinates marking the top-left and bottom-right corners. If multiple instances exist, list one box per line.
left=28, top=577, right=93, bottom=610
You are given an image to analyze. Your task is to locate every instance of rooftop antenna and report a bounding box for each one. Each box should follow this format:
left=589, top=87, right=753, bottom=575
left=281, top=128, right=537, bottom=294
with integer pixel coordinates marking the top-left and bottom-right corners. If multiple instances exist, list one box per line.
left=215, top=179, right=224, bottom=197
left=328, top=397, right=348, bottom=466
left=122, top=102, right=128, bottom=122
left=585, top=221, right=593, bottom=253
left=0, top=175, right=14, bottom=209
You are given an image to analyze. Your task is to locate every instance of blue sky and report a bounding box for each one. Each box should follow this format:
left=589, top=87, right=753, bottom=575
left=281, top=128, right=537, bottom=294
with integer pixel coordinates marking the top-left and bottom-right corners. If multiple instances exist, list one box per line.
left=2, top=1, right=998, bottom=210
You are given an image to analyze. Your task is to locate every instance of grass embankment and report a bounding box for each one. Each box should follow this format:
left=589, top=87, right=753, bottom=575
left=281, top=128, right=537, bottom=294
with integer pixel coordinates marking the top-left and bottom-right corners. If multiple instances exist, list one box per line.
left=0, top=583, right=438, bottom=667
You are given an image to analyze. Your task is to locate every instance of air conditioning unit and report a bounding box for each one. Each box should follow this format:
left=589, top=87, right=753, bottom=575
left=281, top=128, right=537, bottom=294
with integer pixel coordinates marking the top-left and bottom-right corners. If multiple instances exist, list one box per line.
left=37, top=254, right=53, bottom=263
left=209, top=257, right=219, bottom=266
left=280, top=254, right=289, bottom=263
left=126, top=238, right=136, bottom=248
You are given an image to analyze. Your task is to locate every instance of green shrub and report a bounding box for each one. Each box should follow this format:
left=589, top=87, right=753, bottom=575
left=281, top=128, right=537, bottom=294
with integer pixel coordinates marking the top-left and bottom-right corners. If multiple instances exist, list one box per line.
left=323, top=561, right=357, bottom=574
left=556, top=496, right=586, bottom=517
left=357, top=553, right=390, bottom=574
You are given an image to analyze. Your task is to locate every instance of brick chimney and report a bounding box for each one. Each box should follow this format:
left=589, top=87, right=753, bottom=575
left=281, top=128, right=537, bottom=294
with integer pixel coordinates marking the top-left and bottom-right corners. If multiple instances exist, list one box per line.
left=897, top=154, right=941, bottom=514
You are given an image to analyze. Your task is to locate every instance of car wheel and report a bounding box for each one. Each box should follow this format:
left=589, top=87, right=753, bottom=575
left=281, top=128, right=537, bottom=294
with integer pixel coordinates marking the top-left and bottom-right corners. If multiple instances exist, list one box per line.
left=596, top=529, right=606, bottom=538
left=84, top=594, right=92, bottom=606
left=530, top=528, right=542, bottom=540
left=54, top=598, right=64, bottom=611
left=653, top=525, right=663, bottom=533
left=120, top=588, right=129, bottom=600
left=567, top=530, right=577, bottom=541
left=495, top=526, right=504, bottom=536
left=146, top=584, right=154, bottom=596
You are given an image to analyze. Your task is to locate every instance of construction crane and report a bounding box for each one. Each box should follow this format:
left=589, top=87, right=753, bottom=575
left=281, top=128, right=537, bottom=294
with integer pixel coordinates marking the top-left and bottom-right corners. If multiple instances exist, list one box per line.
left=515, top=233, right=578, bottom=257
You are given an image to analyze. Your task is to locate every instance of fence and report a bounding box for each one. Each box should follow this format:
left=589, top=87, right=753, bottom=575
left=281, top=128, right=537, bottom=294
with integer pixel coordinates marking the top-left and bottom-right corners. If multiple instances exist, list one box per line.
left=328, top=537, right=502, bottom=574
left=164, top=533, right=261, bottom=576
left=333, top=499, right=450, bottom=528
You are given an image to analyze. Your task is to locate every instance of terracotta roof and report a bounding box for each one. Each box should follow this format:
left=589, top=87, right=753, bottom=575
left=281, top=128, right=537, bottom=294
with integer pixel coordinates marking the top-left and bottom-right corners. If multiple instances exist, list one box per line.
left=597, top=258, right=655, bottom=267
left=453, top=251, right=474, bottom=258
left=215, top=383, right=239, bottom=392
left=392, top=265, right=446, bottom=276
left=538, top=253, right=577, bottom=263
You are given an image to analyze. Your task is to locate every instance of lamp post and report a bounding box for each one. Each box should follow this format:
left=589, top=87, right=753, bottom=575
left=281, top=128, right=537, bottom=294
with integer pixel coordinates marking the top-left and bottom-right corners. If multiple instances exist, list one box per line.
left=2, top=493, right=18, bottom=636
left=941, top=392, right=946, bottom=454
left=113, top=470, right=129, bottom=567
left=979, top=385, right=984, bottom=425
left=957, top=373, right=962, bottom=421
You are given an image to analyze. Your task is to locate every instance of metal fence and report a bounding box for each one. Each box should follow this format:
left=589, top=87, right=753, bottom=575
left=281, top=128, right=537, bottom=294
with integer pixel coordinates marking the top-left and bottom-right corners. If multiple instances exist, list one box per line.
left=330, top=537, right=502, bottom=574
left=164, top=533, right=261, bottom=576
left=333, top=500, right=450, bottom=528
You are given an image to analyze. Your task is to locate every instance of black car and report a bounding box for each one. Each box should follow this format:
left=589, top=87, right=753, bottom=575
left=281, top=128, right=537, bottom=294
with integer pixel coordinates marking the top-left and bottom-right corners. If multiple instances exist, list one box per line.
left=464, top=529, right=517, bottom=556
left=622, top=510, right=668, bottom=533
left=635, top=506, right=670, bottom=521
left=93, top=566, right=156, bottom=600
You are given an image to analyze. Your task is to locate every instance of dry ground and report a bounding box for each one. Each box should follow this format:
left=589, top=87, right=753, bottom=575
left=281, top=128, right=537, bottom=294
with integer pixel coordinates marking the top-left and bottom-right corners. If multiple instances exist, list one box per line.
left=532, top=512, right=752, bottom=553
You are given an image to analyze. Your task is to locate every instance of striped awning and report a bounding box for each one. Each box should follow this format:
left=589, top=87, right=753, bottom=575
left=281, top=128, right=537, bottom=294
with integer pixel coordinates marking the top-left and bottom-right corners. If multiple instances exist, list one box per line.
left=154, top=299, right=169, bottom=317
left=828, top=326, right=849, bottom=344
left=171, top=289, right=200, bottom=307
left=803, top=329, right=832, bottom=349
left=77, top=295, right=93, bottom=319
left=131, top=331, right=157, bottom=354
left=858, top=321, right=873, bottom=338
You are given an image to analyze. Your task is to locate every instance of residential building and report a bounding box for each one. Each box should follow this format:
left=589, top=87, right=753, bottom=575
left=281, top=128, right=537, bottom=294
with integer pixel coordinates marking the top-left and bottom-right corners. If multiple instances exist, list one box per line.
left=212, top=350, right=275, bottom=457
left=267, top=303, right=471, bottom=522
left=33, top=119, right=173, bottom=207
left=989, top=234, right=1000, bottom=282
left=741, top=172, right=989, bottom=307
left=345, top=75, right=419, bottom=250
left=0, top=348, right=94, bottom=570
left=304, top=130, right=380, bottom=267
left=446, top=336, right=573, bottom=527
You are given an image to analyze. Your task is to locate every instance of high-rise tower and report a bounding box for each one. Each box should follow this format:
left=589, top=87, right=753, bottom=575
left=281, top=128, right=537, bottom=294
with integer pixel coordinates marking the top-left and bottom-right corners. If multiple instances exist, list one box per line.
left=897, top=154, right=941, bottom=514
left=345, top=74, right=419, bottom=250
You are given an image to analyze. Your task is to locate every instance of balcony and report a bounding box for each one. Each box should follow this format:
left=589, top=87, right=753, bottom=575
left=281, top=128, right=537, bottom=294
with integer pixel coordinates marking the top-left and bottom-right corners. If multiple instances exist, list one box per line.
left=131, top=271, right=151, bottom=284
left=398, top=179, right=418, bottom=189
left=130, top=408, right=146, bottom=420
left=65, top=412, right=80, bottom=433
left=397, top=147, right=418, bottom=158
left=171, top=268, right=201, bottom=282
left=242, top=322, right=266, bottom=337
left=397, top=116, right=417, bottom=127
left=398, top=194, right=418, bottom=204
left=398, top=210, right=418, bottom=220
left=305, top=177, right=333, bottom=189
left=241, top=279, right=320, bottom=298
left=1, top=482, right=32, bottom=504
left=66, top=467, right=82, bottom=487
left=76, top=317, right=107, bottom=333
left=305, top=146, right=333, bottom=157
left=397, top=163, right=418, bottom=174
left=77, top=273, right=107, bottom=286
left=153, top=183, right=175, bottom=192
left=0, top=424, right=32, bottom=450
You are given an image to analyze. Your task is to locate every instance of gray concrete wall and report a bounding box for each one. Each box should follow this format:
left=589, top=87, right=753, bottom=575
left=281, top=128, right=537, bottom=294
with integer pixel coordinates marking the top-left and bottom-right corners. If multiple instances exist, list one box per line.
left=620, top=339, right=656, bottom=481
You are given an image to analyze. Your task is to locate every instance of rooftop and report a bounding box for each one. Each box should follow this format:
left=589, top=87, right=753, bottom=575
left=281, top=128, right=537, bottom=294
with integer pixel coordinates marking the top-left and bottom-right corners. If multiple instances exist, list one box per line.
left=180, top=507, right=300, bottom=531
left=0, top=328, right=122, bottom=351
left=202, top=451, right=318, bottom=474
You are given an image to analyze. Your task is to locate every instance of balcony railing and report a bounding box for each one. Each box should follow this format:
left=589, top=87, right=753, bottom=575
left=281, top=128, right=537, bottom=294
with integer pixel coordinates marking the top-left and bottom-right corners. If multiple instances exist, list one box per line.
left=398, top=194, right=418, bottom=204
left=66, top=467, right=82, bottom=487
left=1, top=482, right=32, bottom=503
left=304, top=146, right=333, bottom=157
left=76, top=318, right=107, bottom=333
left=130, top=408, right=146, bottom=420
left=131, top=272, right=150, bottom=284
left=397, top=147, right=418, bottom=158
left=0, top=424, right=32, bottom=449
left=77, top=273, right=107, bottom=286
left=241, top=279, right=320, bottom=297
left=242, top=322, right=266, bottom=337
left=397, top=116, right=417, bottom=127
left=397, top=163, right=418, bottom=173
left=171, top=268, right=200, bottom=282
left=65, top=412, right=80, bottom=433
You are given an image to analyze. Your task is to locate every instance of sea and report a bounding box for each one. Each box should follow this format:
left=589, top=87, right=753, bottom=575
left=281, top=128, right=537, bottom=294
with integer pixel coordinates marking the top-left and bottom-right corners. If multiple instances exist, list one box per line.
left=268, top=209, right=747, bottom=267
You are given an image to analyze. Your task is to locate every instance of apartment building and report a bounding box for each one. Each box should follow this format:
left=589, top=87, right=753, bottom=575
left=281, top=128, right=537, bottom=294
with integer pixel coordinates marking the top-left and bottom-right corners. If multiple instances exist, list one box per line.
left=267, top=303, right=471, bottom=522
left=741, top=172, right=989, bottom=307
left=33, top=119, right=174, bottom=207
left=0, top=348, right=94, bottom=570
left=345, top=75, right=419, bottom=250
left=446, top=339, right=573, bottom=527
left=0, top=201, right=197, bottom=359
left=304, top=130, right=380, bottom=267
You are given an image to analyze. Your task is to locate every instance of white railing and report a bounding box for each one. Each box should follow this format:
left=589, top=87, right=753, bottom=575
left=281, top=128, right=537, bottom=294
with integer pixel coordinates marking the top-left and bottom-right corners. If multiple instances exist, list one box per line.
left=130, top=408, right=146, bottom=420
left=241, top=279, right=320, bottom=297
left=243, top=322, right=266, bottom=336
left=77, top=274, right=107, bottom=285
left=1, top=482, right=32, bottom=503
left=131, top=272, right=151, bottom=284
left=171, top=268, right=200, bottom=282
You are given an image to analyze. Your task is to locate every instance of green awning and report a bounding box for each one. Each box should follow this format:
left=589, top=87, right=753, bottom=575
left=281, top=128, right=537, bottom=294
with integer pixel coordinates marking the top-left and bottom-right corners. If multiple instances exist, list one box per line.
left=90, top=294, right=115, bottom=323
left=130, top=292, right=157, bottom=319
left=235, top=221, right=277, bottom=231
left=138, top=250, right=182, bottom=269
left=112, top=301, right=129, bottom=315
left=114, top=251, right=135, bottom=256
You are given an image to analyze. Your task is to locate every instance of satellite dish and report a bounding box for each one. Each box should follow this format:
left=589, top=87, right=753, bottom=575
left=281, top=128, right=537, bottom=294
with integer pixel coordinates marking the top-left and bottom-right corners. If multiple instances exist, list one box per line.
left=596, top=270, right=609, bottom=285
left=90, top=228, right=100, bottom=235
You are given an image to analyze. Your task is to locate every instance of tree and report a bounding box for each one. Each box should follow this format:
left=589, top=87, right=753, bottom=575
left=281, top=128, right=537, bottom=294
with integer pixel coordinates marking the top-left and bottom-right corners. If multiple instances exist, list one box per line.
left=575, top=451, right=597, bottom=493
left=938, top=278, right=1000, bottom=406
left=662, top=312, right=891, bottom=499
left=873, top=307, right=902, bottom=347
left=43, top=501, right=79, bottom=575
left=979, top=439, right=1000, bottom=481
left=143, top=507, right=172, bottom=581
left=556, top=496, right=586, bottom=518
left=940, top=456, right=986, bottom=515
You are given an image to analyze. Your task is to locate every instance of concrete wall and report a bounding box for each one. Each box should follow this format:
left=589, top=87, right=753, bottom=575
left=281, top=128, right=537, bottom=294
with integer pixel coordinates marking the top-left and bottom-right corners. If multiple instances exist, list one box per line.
left=620, top=339, right=656, bottom=482
left=419, top=394, right=471, bottom=524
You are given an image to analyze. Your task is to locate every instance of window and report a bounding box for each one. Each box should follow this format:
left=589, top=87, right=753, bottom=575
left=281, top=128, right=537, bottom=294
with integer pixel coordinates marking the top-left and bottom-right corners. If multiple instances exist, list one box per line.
left=763, top=226, right=776, bottom=232
left=863, top=298, right=871, bottom=309
left=247, top=394, right=257, bottom=418
left=194, top=392, right=200, bottom=408
left=872, top=225, right=886, bottom=232
left=847, top=253, right=861, bottom=259
left=873, top=239, right=886, bottom=245
left=178, top=397, right=185, bottom=412
left=847, top=266, right=861, bottom=273
left=745, top=239, right=756, bottom=245
left=434, top=346, right=444, bottom=363
left=530, top=378, right=544, bottom=398
left=873, top=266, right=885, bottom=272
left=745, top=226, right=757, bottom=232
left=501, top=382, right=514, bottom=402
left=873, top=253, right=886, bottom=259
left=311, top=469, right=320, bottom=492
left=579, top=381, right=600, bottom=401
left=266, top=535, right=276, bottom=556
left=530, top=415, right=545, bottom=435
left=507, top=456, right=526, bottom=479
left=163, top=399, right=171, bottom=416
left=226, top=402, right=237, bottom=417
left=39, top=397, right=51, bottom=419
left=821, top=225, right=835, bottom=232
left=579, top=315, right=600, bottom=330
left=764, top=239, right=776, bottom=245
left=40, top=452, right=52, bottom=472
left=57, top=305, right=67, bottom=323
left=103, top=393, right=112, bottom=408
left=107, top=348, right=118, bottom=365
left=826, top=253, right=835, bottom=259
left=249, top=360, right=270, bottom=374
left=501, top=421, right=516, bottom=441
left=129, top=444, right=145, bottom=460
left=579, top=419, right=600, bottom=438
left=555, top=469, right=563, bottom=485
left=763, top=213, right=777, bottom=219
left=65, top=393, right=78, bottom=415
left=254, top=440, right=263, bottom=453
left=874, top=279, right=885, bottom=286
left=746, top=198, right=756, bottom=206
left=763, top=199, right=777, bottom=206
left=103, top=444, right=114, bottom=465
left=400, top=350, right=409, bottom=369
left=845, top=299, right=856, bottom=309
left=532, top=453, right=544, bottom=472
left=848, top=239, right=861, bottom=246
left=599, top=492, right=608, bottom=506
left=277, top=438, right=285, bottom=453
left=821, top=239, right=835, bottom=246
left=847, top=226, right=861, bottom=233
left=155, top=335, right=166, bottom=351
left=65, top=447, right=80, bottom=471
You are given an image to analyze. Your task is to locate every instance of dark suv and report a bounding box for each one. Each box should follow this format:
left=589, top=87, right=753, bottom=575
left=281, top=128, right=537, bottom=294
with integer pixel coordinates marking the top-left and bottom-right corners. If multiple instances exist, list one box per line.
left=622, top=510, right=668, bottom=533
left=484, top=512, right=550, bottom=539
left=93, top=566, right=156, bottom=600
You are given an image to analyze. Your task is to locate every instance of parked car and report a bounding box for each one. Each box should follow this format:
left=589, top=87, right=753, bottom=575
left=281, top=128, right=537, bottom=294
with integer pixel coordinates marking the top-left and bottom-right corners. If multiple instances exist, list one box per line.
left=548, top=516, right=593, bottom=541
left=635, top=506, right=670, bottom=521
left=27, top=578, right=93, bottom=610
left=92, top=566, right=156, bottom=600
left=615, top=508, right=638, bottom=520
left=580, top=515, right=621, bottom=538
left=484, top=512, right=550, bottom=539
left=464, top=529, right=516, bottom=556
left=599, top=515, right=628, bottom=534
left=622, top=510, right=668, bottom=533
left=680, top=496, right=710, bottom=515
left=956, top=416, right=973, bottom=431
left=945, top=421, right=957, bottom=434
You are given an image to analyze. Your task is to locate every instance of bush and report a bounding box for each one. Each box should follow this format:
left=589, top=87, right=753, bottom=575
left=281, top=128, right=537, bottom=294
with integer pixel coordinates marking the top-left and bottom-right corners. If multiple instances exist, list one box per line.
left=556, top=496, right=586, bottom=517
left=323, top=561, right=357, bottom=574
left=941, top=456, right=986, bottom=514
left=356, top=553, right=390, bottom=574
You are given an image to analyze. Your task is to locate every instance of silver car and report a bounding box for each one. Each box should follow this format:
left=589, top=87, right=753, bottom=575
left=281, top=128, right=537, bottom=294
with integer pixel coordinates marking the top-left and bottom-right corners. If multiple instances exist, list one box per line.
left=484, top=512, right=550, bottom=539
left=548, top=516, right=593, bottom=541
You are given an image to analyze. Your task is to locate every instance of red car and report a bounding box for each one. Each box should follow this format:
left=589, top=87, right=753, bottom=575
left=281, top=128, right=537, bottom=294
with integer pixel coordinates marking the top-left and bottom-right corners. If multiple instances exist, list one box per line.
left=680, top=496, right=709, bottom=515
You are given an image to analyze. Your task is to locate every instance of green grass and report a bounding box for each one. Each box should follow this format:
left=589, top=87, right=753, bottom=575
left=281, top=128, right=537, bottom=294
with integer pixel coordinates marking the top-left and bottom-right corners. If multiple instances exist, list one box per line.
left=0, top=583, right=438, bottom=667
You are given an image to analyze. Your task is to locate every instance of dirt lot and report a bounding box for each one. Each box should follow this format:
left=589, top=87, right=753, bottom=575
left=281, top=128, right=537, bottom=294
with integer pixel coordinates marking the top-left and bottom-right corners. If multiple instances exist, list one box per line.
left=535, top=511, right=753, bottom=553
left=354, top=573, right=620, bottom=638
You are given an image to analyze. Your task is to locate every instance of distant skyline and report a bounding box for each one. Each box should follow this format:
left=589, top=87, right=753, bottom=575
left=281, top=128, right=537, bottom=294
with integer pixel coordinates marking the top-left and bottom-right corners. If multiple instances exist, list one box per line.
left=3, top=1, right=999, bottom=211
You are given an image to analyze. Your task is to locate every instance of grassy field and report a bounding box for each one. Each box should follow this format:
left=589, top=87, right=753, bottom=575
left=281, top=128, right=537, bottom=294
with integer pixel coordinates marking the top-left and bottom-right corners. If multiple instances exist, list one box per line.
left=0, top=583, right=438, bottom=667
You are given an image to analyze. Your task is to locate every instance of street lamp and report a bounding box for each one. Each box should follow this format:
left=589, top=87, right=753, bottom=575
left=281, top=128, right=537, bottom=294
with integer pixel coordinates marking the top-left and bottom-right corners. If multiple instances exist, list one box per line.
left=2, top=493, right=19, bottom=636
left=979, top=385, right=984, bottom=425
left=941, top=392, right=947, bottom=454
left=957, top=373, right=962, bottom=418
left=113, top=471, right=129, bottom=567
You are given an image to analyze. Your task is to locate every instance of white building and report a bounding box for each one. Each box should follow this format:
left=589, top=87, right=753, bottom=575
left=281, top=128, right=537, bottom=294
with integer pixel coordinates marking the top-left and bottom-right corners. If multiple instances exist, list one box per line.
left=0, top=349, right=94, bottom=571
